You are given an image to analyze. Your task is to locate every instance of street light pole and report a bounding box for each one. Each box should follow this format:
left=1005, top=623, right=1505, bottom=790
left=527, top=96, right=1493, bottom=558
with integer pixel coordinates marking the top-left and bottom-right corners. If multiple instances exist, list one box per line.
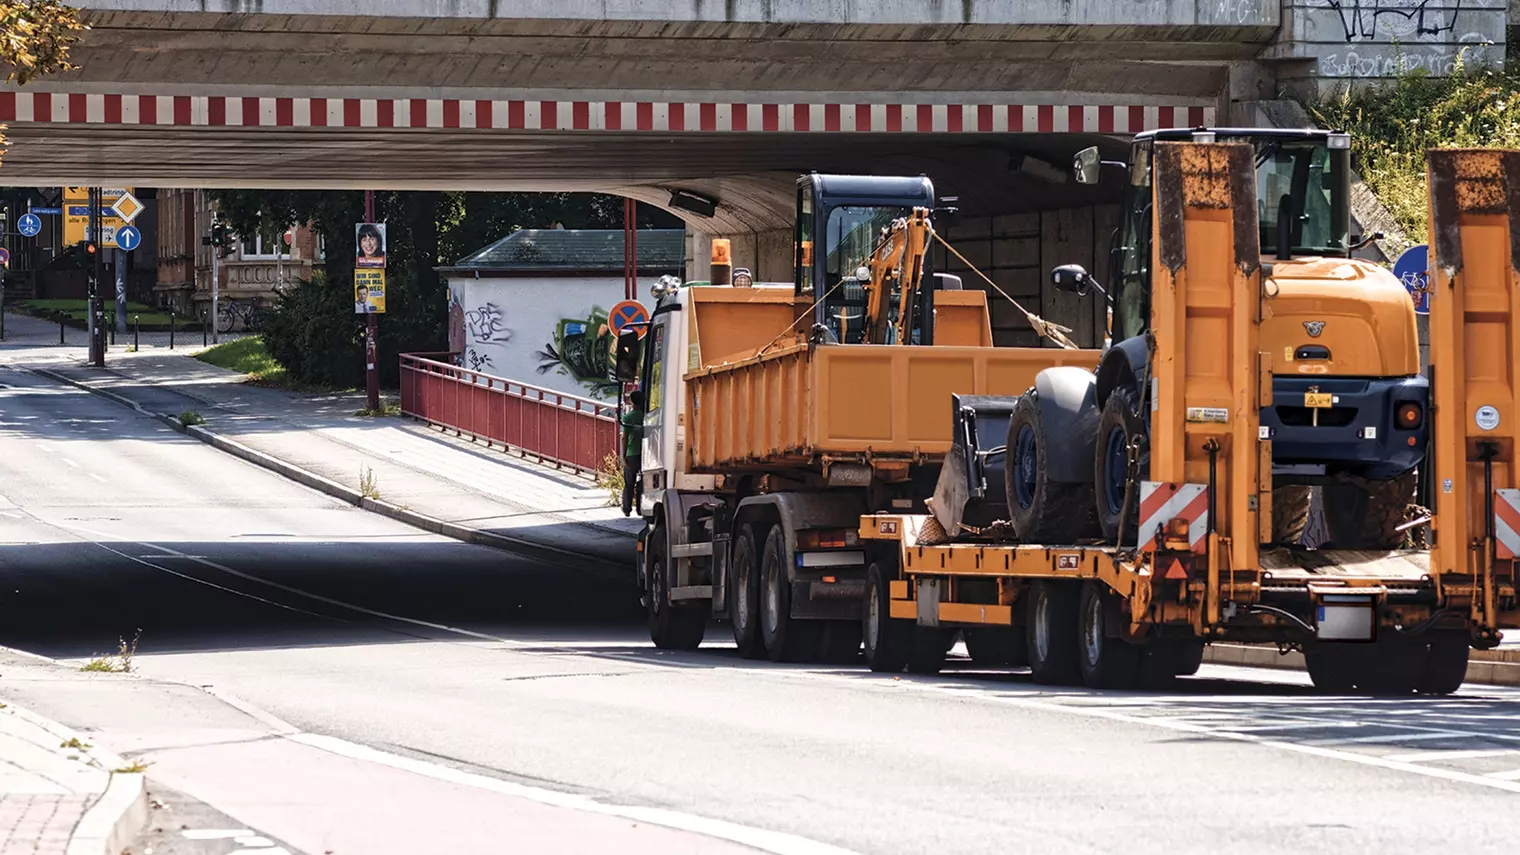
left=364, top=190, right=380, bottom=412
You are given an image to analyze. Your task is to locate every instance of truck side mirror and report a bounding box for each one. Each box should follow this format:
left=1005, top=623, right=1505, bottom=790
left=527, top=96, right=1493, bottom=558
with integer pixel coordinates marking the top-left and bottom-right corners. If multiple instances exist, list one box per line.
left=1050, top=264, right=1092, bottom=296
left=613, top=328, right=642, bottom=383
left=1074, top=147, right=1101, bottom=185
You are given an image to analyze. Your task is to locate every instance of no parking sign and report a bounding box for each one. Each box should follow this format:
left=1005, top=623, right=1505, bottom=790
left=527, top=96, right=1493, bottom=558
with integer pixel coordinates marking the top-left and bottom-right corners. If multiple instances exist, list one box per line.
left=609, top=300, right=650, bottom=339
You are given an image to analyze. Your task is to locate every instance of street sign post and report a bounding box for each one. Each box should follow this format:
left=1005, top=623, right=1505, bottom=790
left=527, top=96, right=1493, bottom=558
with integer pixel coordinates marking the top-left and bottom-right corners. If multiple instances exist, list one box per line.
left=1393, top=244, right=1430, bottom=316
left=17, top=213, right=41, bottom=238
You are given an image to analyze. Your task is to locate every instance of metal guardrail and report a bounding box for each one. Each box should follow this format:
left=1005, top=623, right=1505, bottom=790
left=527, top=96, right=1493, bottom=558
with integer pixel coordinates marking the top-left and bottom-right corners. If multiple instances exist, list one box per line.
left=399, top=352, right=619, bottom=478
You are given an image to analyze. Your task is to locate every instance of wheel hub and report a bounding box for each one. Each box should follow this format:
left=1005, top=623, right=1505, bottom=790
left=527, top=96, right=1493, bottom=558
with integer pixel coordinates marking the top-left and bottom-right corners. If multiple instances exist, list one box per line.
left=1104, top=426, right=1128, bottom=515
left=1015, top=424, right=1038, bottom=509
left=1083, top=592, right=1103, bottom=668
left=1034, top=594, right=1051, bottom=662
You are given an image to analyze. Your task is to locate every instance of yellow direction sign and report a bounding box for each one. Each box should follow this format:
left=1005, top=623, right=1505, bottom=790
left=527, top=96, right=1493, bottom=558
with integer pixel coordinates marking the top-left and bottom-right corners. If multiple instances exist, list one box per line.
left=63, top=187, right=134, bottom=248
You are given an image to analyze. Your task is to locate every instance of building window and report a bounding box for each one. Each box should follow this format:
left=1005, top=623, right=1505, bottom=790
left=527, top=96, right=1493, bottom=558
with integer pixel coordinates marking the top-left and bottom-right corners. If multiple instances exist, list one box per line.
left=239, top=225, right=290, bottom=259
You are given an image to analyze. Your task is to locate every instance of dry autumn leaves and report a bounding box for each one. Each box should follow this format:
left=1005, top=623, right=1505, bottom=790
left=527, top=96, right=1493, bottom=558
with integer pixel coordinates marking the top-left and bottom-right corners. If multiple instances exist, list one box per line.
left=0, top=0, right=85, bottom=166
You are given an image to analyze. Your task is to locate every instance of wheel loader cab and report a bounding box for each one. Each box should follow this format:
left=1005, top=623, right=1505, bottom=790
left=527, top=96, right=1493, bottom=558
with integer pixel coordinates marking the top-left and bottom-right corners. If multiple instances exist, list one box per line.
left=795, top=173, right=936, bottom=344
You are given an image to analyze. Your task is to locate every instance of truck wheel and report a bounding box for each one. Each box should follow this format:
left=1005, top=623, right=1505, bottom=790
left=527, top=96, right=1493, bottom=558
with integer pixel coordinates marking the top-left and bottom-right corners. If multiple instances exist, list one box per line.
left=1134, top=639, right=1204, bottom=688
left=863, top=561, right=912, bottom=672
left=760, top=526, right=819, bottom=662
left=1025, top=580, right=1081, bottom=685
left=964, top=627, right=1028, bottom=668
left=729, top=524, right=765, bottom=659
left=647, top=524, right=706, bottom=651
left=1304, top=644, right=1358, bottom=692
left=1095, top=385, right=1147, bottom=545
left=1076, top=581, right=1140, bottom=690
left=816, top=621, right=863, bottom=664
left=1418, top=632, right=1469, bottom=695
left=1006, top=395, right=1100, bottom=543
left=906, top=628, right=952, bottom=675
left=1323, top=471, right=1416, bottom=550
left=1360, top=636, right=1422, bottom=694
left=1271, top=485, right=1312, bottom=546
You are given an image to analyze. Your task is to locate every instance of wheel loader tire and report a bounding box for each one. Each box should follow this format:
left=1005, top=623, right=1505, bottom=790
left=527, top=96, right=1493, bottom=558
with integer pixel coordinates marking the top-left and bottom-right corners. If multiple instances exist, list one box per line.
left=1323, top=470, right=1417, bottom=550
left=906, top=627, right=952, bottom=675
left=729, top=524, right=765, bottom=659
left=1006, top=394, right=1099, bottom=543
left=760, top=526, right=819, bottom=662
left=863, top=561, right=912, bottom=673
left=1304, top=644, right=1358, bottom=692
left=1271, top=485, right=1312, bottom=546
left=964, top=627, right=1029, bottom=668
left=1418, top=632, right=1470, bottom=696
left=1135, top=639, right=1204, bottom=688
left=1076, top=582, right=1140, bottom=690
left=1360, top=636, right=1422, bottom=695
left=1025, top=580, right=1081, bottom=686
left=647, top=523, right=706, bottom=651
left=1095, top=385, right=1148, bottom=545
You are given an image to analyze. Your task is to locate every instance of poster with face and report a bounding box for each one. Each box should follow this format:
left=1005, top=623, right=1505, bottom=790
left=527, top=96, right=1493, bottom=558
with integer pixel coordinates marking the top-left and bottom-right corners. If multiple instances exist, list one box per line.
left=356, top=223, right=386, bottom=269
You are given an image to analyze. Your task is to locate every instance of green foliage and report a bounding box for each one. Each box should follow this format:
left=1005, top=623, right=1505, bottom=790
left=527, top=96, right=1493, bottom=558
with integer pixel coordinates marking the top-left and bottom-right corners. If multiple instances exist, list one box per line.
left=259, top=270, right=364, bottom=390
left=0, top=0, right=85, bottom=86
left=1311, top=62, right=1520, bottom=243
left=195, top=335, right=289, bottom=387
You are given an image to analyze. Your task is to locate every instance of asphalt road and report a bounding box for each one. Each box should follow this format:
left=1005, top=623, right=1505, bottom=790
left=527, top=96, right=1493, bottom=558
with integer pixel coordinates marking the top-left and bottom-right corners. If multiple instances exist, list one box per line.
left=1, top=361, right=1519, bottom=855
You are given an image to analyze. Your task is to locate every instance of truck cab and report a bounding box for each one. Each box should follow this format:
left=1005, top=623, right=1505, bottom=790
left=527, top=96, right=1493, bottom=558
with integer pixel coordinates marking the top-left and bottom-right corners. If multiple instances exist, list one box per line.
left=1071, top=127, right=1427, bottom=548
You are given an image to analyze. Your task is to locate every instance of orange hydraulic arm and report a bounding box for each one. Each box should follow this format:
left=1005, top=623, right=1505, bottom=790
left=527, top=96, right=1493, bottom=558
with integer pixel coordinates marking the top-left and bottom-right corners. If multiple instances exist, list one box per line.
left=860, top=207, right=932, bottom=345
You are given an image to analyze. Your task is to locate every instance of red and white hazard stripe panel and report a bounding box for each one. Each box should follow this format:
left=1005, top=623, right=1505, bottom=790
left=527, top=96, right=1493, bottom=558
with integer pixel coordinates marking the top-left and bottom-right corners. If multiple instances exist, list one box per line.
left=1494, top=489, right=1520, bottom=559
left=1138, top=481, right=1209, bottom=553
left=0, top=91, right=1213, bottom=134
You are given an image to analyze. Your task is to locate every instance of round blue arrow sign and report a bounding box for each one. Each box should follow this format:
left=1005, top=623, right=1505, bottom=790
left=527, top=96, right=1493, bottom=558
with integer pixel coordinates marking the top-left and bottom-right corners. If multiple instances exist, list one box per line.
left=116, top=225, right=142, bottom=252
left=17, top=213, right=41, bottom=238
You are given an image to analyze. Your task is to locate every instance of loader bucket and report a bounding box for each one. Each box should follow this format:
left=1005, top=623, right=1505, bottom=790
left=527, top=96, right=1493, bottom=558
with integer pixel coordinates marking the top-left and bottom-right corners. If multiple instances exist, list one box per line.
left=930, top=394, right=1019, bottom=537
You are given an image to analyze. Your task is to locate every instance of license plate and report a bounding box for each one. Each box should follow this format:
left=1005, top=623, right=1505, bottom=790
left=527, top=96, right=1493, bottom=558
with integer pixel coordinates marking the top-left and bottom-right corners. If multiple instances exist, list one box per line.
left=1304, top=392, right=1333, bottom=408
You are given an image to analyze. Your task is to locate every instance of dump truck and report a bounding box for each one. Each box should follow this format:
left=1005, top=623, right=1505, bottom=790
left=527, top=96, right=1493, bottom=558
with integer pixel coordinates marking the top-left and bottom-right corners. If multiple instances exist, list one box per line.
left=857, top=143, right=1519, bottom=693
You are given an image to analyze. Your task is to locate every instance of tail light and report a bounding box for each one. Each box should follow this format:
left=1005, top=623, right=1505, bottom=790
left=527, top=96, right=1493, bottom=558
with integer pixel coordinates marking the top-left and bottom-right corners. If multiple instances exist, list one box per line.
left=795, top=529, right=859, bottom=549
left=1396, top=402, right=1423, bottom=430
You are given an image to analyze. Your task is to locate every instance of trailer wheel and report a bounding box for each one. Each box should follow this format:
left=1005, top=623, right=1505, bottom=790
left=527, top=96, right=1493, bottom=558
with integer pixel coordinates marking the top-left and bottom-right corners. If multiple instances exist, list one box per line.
left=760, top=525, right=819, bottom=662
left=906, top=628, right=952, bottom=675
left=1077, top=582, right=1140, bottom=690
left=1134, top=639, right=1204, bottom=688
left=729, top=524, right=765, bottom=659
left=1025, top=580, right=1081, bottom=685
left=817, top=621, right=863, bottom=664
left=1323, top=470, right=1416, bottom=550
left=1418, top=632, right=1470, bottom=695
left=1360, top=636, right=1422, bottom=694
left=863, top=561, right=911, bottom=673
left=1006, top=394, right=1100, bottom=543
left=1271, top=485, right=1312, bottom=546
left=1095, top=385, right=1147, bottom=545
left=1304, top=644, right=1358, bottom=692
left=964, top=627, right=1028, bottom=668
left=647, top=523, right=706, bottom=651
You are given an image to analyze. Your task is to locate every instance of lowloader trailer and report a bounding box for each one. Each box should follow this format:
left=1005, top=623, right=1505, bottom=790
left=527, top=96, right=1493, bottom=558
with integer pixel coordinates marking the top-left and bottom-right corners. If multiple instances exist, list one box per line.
left=857, top=144, right=1520, bottom=694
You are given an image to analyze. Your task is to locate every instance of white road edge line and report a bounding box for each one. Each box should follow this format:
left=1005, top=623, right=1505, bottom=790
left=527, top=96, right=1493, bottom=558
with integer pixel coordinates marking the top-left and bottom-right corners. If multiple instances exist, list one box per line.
left=199, top=687, right=859, bottom=855
left=89, top=473, right=107, bottom=483
left=1382, top=749, right=1520, bottom=763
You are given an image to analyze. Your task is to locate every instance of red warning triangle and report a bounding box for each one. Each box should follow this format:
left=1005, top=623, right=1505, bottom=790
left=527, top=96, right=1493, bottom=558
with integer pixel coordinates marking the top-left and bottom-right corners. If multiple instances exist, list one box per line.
left=1164, top=559, right=1188, bottom=580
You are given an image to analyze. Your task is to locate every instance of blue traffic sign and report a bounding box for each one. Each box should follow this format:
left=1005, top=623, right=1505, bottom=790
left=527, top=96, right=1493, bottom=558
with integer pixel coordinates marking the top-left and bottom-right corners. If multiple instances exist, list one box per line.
left=1393, top=244, right=1429, bottom=316
left=28, top=207, right=61, bottom=216
left=609, top=299, right=651, bottom=338
left=17, top=213, right=41, bottom=238
left=115, top=225, right=142, bottom=252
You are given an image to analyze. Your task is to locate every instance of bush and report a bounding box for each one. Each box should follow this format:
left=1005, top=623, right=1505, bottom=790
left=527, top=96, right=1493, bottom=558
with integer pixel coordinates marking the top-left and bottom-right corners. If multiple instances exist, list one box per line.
left=1311, top=60, right=1520, bottom=242
left=260, top=270, right=365, bottom=390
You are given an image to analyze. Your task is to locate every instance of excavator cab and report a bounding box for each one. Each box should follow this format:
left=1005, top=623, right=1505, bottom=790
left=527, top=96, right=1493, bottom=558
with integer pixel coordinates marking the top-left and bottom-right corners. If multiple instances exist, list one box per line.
left=794, top=173, right=937, bottom=344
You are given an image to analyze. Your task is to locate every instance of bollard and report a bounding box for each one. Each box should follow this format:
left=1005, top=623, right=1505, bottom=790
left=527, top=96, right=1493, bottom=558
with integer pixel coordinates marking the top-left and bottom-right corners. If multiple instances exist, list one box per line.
left=133, top=316, right=139, bottom=350
left=202, top=311, right=208, bottom=347
left=110, top=318, right=116, bottom=346
left=169, top=313, right=175, bottom=350
left=58, top=313, right=65, bottom=345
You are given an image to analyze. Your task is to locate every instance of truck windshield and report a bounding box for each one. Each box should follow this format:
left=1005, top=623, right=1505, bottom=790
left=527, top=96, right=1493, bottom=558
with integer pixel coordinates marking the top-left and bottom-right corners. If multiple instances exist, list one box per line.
left=823, top=205, right=910, bottom=342
left=1251, top=140, right=1349, bottom=257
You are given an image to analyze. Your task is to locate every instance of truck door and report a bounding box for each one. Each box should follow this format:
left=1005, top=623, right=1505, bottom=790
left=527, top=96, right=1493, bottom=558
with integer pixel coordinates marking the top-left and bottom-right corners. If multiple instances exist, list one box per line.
left=639, top=313, right=671, bottom=495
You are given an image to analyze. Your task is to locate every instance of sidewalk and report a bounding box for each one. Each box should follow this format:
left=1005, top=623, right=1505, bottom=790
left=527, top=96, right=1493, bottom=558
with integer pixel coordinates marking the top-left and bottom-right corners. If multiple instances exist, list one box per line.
left=0, top=699, right=146, bottom=855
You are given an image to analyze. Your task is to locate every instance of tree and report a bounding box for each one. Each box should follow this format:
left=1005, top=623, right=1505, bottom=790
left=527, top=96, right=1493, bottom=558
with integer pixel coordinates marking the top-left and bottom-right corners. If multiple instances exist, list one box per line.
left=0, top=0, right=85, bottom=167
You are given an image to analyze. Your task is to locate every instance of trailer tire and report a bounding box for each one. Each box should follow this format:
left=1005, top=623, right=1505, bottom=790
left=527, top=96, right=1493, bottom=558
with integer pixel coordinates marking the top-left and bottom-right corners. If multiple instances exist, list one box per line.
left=1271, top=485, right=1312, bottom=546
left=1418, top=632, right=1470, bottom=695
left=864, top=561, right=912, bottom=673
left=1361, top=636, right=1422, bottom=695
left=906, top=628, right=952, bottom=675
left=1077, top=582, right=1140, bottom=690
left=647, top=523, right=706, bottom=651
left=1304, top=644, right=1358, bottom=692
left=1026, top=580, right=1081, bottom=685
left=1323, top=470, right=1416, bottom=550
left=760, top=525, right=819, bottom=663
left=964, top=627, right=1028, bottom=668
left=1006, top=395, right=1100, bottom=543
left=1095, top=385, right=1147, bottom=545
left=1135, top=639, right=1204, bottom=688
left=817, top=621, right=863, bottom=664
left=729, top=524, right=765, bottom=659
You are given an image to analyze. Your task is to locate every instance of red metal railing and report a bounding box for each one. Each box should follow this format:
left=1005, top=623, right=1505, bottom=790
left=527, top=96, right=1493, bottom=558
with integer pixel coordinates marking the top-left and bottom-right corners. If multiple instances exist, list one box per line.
left=399, top=352, right=619, bottom=478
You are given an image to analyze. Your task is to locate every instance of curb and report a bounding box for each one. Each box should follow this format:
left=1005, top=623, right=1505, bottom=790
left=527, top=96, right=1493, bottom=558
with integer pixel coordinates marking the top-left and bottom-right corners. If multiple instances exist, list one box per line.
left=32, top=366, right=630, bottom=576
left=0, top=702, right=149, bottom=855
left=1202, top=643, right=1520, bottom=687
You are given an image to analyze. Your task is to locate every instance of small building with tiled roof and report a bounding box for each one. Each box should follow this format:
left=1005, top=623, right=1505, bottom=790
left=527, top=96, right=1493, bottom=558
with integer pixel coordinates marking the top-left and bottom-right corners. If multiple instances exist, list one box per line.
left=437, top=228, right=684, bottom=401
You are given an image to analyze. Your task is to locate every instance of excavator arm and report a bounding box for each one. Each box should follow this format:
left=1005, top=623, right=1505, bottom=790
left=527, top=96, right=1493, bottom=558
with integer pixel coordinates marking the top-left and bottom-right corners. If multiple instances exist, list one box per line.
left=860, top=207, right=933, bottom=345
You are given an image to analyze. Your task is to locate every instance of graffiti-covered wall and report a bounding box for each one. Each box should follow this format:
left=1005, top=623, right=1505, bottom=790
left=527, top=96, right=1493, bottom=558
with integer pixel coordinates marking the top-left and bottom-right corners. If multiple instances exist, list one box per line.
left=444, top=275, right=652, bottom=401
left=1276, top=0, right=1507, bottom=96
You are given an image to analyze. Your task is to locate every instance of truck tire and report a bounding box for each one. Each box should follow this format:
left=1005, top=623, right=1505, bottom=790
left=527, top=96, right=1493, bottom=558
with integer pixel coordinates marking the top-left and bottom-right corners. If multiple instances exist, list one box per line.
left=1272, top=485, right=1312, bottom=546
left=1323, top=470, right=1416, bottom=550
left=1006, top=394, right=1100, bottom=543
left=1077, top=581, right=1140, bottom=690
left=1360, top=636, right=1422, bottom=694
left=816, top=621, right=863, bottom=664
left=906, top=628, right=952, bottom=675
left=1134, top=639, right=1204, bottom=688
left=964, top=627, right=1028, bottom=668
left=1418, top=632, right=1470, bottom=695
left=1095, top=385, right=1147, bottom=545
left=729, top=524, right=765, bottom=659
left=1026, top=580, right=1081, bottom=685
left=760, top=525, right=819, bottom=662
left=1304, top=644, right=1357, bottom=692
left=863, top=561, right=912, bottom=673
left=647, top=523, right=706, bottom=651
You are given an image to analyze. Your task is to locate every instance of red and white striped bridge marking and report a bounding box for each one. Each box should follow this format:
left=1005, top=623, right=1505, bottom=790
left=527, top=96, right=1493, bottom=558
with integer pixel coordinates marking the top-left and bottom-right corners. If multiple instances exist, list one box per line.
left=1494, top=488, right=1520, bottom=559
left=0, top=91, right=1213, bottom=134
left=1138, top=481, right=1209, bottom=553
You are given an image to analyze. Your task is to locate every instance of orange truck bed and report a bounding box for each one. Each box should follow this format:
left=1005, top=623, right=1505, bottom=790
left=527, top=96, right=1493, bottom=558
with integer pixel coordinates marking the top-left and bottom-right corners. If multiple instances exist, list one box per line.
left=680, top=285, right=1095, bottom=472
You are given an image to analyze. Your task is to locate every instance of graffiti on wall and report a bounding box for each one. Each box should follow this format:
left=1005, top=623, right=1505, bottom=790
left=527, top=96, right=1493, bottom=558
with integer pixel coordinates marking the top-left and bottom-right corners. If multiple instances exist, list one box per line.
left=1326, top=0, right=1464, bottom=42
left=1318, top=0, right=1494, bottom=78
left=448, top=284, right=516, bottom=374
left=535, top=306, right=619, bottom=399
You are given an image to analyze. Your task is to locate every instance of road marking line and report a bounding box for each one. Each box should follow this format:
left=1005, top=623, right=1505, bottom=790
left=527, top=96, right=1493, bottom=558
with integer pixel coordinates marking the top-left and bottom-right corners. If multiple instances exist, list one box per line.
left=36, top=443, right=52, bottom=452
left=1309, top=731, right=1469, bottom=746
left=62, top=458, right=79, bottom=468
left=1223, top=721, right=1363, bottom=733
left=1382, top=749, right=1520, bottom=763
left=89, top=473, right=106, bottom=483
left=1488, top=768, right=1520, bottom=781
